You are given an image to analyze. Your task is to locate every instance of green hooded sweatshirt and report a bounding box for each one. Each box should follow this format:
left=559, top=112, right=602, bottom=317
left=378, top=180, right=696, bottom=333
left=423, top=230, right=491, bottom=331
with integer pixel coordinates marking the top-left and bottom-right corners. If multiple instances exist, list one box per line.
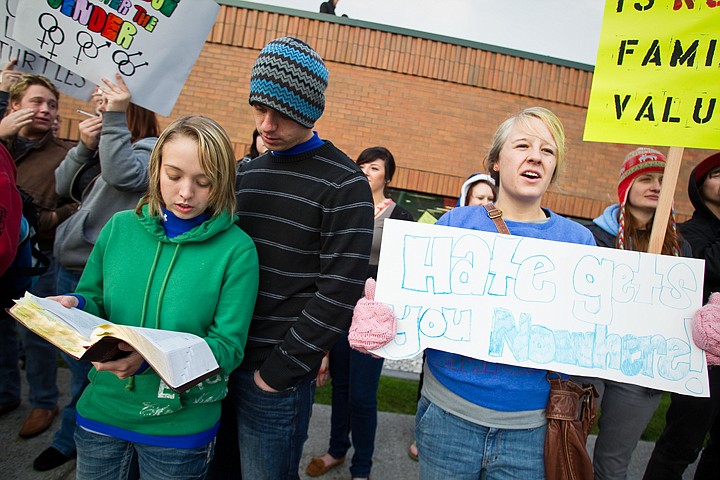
left=75, top=206, right=258, bottom=437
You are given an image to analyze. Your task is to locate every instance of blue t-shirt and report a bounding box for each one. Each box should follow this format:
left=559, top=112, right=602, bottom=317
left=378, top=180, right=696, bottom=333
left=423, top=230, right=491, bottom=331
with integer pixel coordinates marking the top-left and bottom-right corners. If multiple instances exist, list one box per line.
left=428, top=205, right=595, bottom=412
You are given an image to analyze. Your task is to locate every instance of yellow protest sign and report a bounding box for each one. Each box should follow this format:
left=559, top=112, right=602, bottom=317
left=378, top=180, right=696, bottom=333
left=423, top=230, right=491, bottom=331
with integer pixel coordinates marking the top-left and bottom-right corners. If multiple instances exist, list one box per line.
left=584, top=1, right=720, bottom=149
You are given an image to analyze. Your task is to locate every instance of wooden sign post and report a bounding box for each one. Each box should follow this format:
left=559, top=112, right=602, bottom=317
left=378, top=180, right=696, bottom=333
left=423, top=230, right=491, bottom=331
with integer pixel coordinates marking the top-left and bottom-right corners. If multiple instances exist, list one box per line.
left=648, top=146, right=684, bottom=254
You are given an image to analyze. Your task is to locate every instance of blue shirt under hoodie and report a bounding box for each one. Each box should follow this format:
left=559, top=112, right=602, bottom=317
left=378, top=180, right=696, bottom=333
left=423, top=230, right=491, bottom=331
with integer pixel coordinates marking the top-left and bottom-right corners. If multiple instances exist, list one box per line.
left=425, top=205, right=595, bottom=427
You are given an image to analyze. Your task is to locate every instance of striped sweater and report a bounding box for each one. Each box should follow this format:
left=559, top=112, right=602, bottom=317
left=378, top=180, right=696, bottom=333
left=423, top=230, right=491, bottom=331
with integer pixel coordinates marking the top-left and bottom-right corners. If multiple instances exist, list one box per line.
left=236, top=140, right=374, bottom=390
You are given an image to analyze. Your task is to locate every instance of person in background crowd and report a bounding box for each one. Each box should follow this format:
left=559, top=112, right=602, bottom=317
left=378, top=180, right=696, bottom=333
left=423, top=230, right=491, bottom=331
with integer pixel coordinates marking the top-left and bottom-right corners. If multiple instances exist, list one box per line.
left=416, top=106, right=595, bottom=479
left=0, top=142, right=21, bottom=275
left=320, top=0, right=339, bottom=15
left=306, top=146, right=413, bottom=480
left=33, top=74, right=160, bottom=472
left=239, top=128, right=267, bottom=166
left=407, top=170, right=499, bottom=462
left=210, top=36, right=373, bottom=480
left=575, top=147, right=690, bottom=480
left=0, top=71, right=72, bottom=439
left=643, top=151, right=720, bottom=480
left=56, top=115, right=258, bottom=480
left=458, top=173, right=497, bottom=207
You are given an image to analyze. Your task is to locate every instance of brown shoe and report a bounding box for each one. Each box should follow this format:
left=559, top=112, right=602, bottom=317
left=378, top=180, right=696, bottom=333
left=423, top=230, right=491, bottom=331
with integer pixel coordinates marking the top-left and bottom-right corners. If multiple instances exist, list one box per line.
left=19, top=406, right=59, bottom=438
left=305, top=454, right=345, bottom=477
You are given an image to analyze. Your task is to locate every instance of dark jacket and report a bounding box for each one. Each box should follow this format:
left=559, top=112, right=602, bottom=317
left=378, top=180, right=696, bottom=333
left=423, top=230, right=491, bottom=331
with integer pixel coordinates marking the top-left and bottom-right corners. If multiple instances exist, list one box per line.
left=4, top=132, right=73, bottom=249
left=679, top=164, right=720, bottom=304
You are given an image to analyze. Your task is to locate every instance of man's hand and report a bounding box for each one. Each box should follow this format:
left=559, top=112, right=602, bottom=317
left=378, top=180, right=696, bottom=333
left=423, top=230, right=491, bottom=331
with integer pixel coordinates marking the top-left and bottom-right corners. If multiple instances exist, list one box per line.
left=0, top=60, right=20, bottom=92
left=254, top=370, right=279, bottom=393
left=0, top=108, right=34, bottom=139
left=92, top=342, right=144, bottom=379
left=78, top=115, right=103, bottom=150
left=316, top=353, right=330, bottom=387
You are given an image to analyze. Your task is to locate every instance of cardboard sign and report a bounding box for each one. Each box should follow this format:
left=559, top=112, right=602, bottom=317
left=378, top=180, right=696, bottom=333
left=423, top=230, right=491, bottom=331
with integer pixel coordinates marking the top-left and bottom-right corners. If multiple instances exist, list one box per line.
left=584, top=1, right=720, bottom=149
left=13, top=0, right=220, bottom=116
left=1, top=0, right=93, bottom=100
left=374, top=220, right=709, bottom=397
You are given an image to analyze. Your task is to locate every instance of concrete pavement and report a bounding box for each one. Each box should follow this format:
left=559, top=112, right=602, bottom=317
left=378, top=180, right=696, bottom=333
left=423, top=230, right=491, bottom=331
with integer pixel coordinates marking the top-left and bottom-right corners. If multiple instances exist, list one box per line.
left=0, top=367, right=699, bottom=479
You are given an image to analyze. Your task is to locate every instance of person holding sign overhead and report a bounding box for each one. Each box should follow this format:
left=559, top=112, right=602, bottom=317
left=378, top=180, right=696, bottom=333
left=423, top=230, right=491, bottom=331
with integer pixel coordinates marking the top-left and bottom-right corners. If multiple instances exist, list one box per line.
left=50, top=116, right=259, bottom=480
left=415, top=107, right=595, bottom=479
left=643, top=151, right=720, bottom=480
left=574, top=148, right=691, bottom=480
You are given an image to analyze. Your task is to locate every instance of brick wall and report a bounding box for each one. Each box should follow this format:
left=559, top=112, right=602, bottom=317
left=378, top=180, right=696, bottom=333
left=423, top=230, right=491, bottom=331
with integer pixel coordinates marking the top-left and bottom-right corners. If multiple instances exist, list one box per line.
left=55, top=2, right=714, bottom=219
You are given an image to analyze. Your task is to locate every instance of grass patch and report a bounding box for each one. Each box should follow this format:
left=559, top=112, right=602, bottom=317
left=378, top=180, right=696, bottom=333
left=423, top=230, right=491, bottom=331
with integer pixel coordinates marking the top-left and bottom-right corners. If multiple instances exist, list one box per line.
left=316, top=377, right=672, bottom=442
left=314, top=376, right=419, bottom=416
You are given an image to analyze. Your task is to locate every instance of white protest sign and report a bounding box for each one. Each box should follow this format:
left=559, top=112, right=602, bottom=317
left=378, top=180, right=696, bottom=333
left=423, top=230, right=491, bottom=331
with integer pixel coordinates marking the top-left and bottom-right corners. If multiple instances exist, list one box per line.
left=374, top=220, right=709, bottom=397
left=1, top=0, right=93, bottom=100
left=13, top=0, right=220, bottom=116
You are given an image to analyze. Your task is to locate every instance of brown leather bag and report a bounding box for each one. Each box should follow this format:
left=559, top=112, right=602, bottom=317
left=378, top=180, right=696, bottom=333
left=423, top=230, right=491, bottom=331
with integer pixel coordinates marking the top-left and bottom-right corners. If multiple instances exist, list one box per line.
left=544, top=373, right=599, bottom=480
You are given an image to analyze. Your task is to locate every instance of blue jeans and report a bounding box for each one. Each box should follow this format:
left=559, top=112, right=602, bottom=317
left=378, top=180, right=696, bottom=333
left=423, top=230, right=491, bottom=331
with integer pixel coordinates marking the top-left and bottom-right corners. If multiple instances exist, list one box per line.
left=0, top=252, right=59, bottom=409
left=74, top=427, right=215, bottom=480
left=328, top=334, right=384, bottom=477
left=51, top=266, right=92, bottom=456
left=415, top=396, right=546, bottom=480
left=229, top=368, right=315, bottom=480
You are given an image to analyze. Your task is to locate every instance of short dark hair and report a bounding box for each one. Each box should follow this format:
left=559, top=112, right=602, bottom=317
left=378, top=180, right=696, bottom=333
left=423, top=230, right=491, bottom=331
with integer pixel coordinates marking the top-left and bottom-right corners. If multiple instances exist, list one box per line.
left=356, top=146, right=397, bottom=197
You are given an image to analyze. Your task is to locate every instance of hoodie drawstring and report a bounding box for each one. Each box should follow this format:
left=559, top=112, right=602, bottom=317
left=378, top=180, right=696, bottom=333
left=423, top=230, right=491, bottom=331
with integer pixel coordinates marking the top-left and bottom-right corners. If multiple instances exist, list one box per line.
left=126, top=241, right=165, bottom=392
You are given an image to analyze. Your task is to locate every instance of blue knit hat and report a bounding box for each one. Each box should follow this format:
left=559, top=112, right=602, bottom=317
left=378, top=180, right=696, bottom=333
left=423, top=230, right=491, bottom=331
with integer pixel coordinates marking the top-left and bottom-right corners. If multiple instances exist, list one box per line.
left=249, top=37, right=328, bottom=128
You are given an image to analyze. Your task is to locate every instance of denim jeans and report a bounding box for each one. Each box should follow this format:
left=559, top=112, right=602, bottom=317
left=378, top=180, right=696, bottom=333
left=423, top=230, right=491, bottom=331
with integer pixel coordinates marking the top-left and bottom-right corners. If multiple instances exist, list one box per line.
left=642, top=366, right=720, bottom=480
left=74, top=427, right=215, bottom=480
left=51, top=266, right=92, bottom=456
left=0, top=252, right=59, bottom=409
left=230, top=368, right=315, bottom=480
left=415, top=396, right=546, bottom=480
left=575, top=377, right=662, bottom=480
left=327, top=333, right=384, bottom=477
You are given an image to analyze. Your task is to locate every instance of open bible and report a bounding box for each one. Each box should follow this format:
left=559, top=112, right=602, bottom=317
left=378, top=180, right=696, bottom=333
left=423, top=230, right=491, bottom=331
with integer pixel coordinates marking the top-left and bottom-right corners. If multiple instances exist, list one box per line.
left=8, top=292, right=220, bottom=393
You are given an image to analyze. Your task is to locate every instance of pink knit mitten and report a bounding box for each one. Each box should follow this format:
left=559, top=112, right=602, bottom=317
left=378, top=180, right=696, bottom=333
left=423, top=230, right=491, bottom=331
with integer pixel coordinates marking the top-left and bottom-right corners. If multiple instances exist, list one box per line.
left=692, top=292, right=720, bottom=366
left=348, top=278, right=397, bottom=355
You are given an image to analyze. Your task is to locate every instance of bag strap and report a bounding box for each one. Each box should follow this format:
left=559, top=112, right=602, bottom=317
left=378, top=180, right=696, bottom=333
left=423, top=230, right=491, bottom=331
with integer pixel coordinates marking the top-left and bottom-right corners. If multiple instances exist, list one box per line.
left=483, top=203, right=510, bottom=235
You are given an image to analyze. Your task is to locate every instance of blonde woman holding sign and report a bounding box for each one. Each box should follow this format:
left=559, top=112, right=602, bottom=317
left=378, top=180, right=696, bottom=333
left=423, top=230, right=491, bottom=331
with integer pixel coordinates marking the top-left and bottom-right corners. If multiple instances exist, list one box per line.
left=416, top=107, right=595, bottom=479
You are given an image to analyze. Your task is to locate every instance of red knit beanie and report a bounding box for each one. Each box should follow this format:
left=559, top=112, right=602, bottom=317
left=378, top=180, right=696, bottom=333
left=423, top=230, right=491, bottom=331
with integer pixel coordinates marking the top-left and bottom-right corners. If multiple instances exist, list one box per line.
left=617, top=148, right=673, bottom=252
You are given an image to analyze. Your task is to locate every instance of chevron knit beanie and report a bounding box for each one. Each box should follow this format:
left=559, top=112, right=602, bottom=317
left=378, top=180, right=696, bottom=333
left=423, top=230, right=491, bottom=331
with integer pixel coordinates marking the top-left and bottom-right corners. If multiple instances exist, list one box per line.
left=249, top=37, right=328, bottom=128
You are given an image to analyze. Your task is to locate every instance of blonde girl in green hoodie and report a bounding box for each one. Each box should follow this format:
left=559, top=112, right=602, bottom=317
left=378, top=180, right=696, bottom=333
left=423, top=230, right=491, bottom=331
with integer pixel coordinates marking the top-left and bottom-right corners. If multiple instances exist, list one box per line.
left=48, top=116, right=259, bottom=480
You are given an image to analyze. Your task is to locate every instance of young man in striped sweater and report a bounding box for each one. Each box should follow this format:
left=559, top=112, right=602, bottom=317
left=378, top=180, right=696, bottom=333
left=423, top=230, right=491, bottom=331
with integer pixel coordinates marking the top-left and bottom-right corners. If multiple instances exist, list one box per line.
left=215, top=37, right=374, bottom=479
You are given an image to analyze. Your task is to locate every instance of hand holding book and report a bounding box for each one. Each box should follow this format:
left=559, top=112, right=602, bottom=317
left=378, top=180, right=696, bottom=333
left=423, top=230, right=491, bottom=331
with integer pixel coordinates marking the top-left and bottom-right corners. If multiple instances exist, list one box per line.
left=8, top=292, right=221, bottom=393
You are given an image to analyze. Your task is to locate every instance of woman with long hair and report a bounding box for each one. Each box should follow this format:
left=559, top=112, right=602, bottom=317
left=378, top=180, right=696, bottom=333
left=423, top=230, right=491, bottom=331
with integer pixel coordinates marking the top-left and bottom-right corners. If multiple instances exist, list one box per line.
left=578, top=147, right=691, bottom=480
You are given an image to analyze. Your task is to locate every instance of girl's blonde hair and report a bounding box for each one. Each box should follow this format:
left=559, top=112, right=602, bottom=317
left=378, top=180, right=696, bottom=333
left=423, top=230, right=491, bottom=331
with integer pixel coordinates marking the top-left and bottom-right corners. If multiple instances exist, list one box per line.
left=137, top=115, right=237, bottom=217
left=484, top=106, right=567, bottom=187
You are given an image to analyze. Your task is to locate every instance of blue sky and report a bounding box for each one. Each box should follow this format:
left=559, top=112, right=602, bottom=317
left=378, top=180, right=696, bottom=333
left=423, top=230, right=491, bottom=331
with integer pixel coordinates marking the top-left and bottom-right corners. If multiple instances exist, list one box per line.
left=248, top=0, right=604, bottom=65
